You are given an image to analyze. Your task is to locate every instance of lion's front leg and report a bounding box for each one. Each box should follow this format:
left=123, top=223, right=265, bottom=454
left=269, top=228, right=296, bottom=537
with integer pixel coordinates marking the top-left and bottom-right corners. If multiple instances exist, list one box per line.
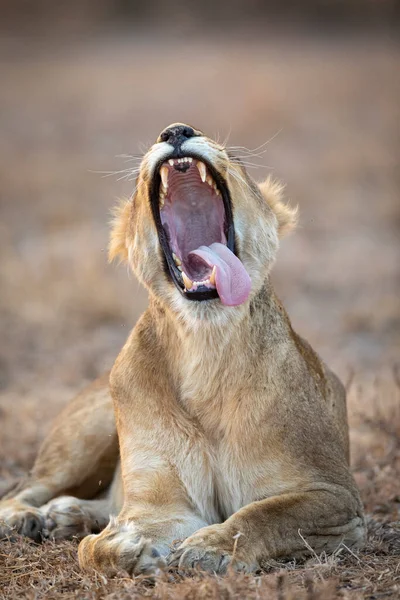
left=78, top=337, right=216, bottom=577
left=77, top=392, right=209, bottom=575
left=77, top=474, right=208, bottom=576
left=170, top=485, right=365, bottom=574
left=78, top=497, right=207, bottom=576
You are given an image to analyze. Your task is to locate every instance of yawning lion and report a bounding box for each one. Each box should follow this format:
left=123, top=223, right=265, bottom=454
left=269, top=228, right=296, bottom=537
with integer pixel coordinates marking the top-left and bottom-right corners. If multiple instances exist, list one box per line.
left=0, top=123, right=365, bottom=575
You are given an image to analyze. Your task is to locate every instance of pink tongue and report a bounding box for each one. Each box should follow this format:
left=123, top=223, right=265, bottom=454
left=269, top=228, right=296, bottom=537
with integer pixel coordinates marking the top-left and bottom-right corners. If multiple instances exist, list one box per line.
left=189, top=243, right=251, bottom=306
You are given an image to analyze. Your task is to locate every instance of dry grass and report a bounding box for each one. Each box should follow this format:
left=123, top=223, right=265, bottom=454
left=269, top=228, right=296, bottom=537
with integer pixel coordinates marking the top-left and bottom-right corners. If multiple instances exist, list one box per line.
left=0, top=29, right=399, bottom=599
left=0, top=514, right=399, bottom=599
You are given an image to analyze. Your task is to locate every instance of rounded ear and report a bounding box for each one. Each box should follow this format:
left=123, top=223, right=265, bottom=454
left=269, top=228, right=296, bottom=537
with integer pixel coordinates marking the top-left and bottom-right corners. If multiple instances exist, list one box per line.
left=108, top=199, right=131, bottom=263
left=258, top=176, right=298, bottom=238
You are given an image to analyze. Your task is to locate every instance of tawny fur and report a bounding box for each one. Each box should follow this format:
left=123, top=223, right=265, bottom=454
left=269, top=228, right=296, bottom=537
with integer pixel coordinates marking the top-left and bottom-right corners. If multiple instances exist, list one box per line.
left=0, top=123, right=365, bottom=576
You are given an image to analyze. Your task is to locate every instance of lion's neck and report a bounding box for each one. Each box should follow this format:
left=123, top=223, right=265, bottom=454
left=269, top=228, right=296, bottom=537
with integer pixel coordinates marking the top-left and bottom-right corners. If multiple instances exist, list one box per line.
left=148, top=281, right=290, bottom=425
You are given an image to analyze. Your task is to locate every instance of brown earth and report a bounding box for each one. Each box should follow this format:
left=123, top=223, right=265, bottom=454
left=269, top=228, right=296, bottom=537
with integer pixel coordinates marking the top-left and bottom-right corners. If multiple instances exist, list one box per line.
left=0, top=31, right=399, bottom=599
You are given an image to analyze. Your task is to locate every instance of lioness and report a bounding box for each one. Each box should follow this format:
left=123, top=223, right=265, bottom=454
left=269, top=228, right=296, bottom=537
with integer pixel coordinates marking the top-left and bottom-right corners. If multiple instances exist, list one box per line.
left=0, top=123, right=365, bottom=575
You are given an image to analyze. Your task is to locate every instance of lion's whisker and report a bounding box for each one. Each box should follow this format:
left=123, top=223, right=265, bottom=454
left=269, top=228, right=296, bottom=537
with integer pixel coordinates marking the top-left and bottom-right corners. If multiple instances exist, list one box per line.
left=116, top=154, right=144, bottom=163
left=231, top=158, right=274, bottom=169
left=92, top=167, right=142, bottom=182
left=226, top=129, right=282, bottom=156
left=222, top=126, right=232, bottom=149
left=227, top=168, right=253, bottom=193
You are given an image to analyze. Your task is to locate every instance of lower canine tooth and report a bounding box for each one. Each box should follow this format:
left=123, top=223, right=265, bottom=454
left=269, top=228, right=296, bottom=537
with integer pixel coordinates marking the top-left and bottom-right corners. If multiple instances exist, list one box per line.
left=182, top=271, right=193, bottom=290
left=197, top=161, right=206, bottom=183
left=172, top=253, right=182, bottom=266
left=210, top=266, right=216, bottom=285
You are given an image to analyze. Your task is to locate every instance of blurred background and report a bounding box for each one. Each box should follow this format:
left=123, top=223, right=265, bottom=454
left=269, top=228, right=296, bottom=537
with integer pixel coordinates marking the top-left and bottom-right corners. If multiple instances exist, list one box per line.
left=0, top=2, right=399, bottom=485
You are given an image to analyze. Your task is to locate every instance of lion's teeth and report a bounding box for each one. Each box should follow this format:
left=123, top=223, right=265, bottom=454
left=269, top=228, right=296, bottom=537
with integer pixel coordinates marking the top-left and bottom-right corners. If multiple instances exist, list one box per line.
left=209, top=266, right=216, bottom=286
left=168, top=159, right=174, bottom=166
left=159, top=196, right=165, bottom=208
left=159, top=187, right=166, bottom=203
left=160, top=165, right=169, bottom=189
left=172, top=252, right=181, bottom=266
left=197, top=161, right=206, bottom=183
left=182, top=271, right=193, bottom=290
left=206, top=175, right=213, bottom=187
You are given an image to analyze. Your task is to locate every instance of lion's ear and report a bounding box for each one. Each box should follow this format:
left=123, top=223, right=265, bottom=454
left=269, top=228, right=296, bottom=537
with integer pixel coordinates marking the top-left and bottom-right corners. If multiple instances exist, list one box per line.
left=258, top=176, right=298, bottom=238
left=108, top=199, right=131, bottom=263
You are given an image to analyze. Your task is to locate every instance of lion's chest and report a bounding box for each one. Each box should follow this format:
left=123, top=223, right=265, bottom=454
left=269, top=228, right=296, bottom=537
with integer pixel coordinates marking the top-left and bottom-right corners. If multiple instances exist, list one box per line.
left=176, top=349, right=292, bottom=522
left=192, top=436, right=289, bottom=523
left=178, top=394, right=289, bottom=523
left=211, top=449, right=254, bottom=520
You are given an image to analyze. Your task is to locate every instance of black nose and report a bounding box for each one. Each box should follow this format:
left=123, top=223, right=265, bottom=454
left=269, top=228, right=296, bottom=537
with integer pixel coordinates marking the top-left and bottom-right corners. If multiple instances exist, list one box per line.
left=159, top=124, right=196, bottom=146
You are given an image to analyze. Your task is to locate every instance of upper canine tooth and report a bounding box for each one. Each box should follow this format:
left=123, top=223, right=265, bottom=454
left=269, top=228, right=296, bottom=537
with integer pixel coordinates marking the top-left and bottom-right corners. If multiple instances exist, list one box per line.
left=168, top=159, right=174, bottom=166
left=160, top=166, right=169, bottom=189
left=197, top=161, right=206, bottom=183
left=209, top=266, right=216, bottom=286
left=182, top=271, right=193, bottom=290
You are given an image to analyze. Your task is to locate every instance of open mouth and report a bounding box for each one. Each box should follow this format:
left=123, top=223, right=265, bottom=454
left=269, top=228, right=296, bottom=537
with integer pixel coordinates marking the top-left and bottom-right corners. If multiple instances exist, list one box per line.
left=150, top=155, right=251, bottom=306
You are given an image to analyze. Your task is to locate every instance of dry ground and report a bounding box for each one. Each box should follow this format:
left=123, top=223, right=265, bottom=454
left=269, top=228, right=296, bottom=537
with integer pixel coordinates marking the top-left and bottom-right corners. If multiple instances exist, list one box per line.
left=0, top=30, right=399, bottom=598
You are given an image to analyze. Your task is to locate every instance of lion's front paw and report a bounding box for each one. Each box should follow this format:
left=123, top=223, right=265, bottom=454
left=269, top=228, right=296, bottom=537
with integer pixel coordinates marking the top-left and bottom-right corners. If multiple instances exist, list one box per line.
left=78, top=522, right=167, bottom=577
left=169, top=544, right=236, bottom=574
left=169, top=525, right=259, bottom=575
left=41, top=496, right=93, bottom=540
left=0, top=500, right=45, bottom=543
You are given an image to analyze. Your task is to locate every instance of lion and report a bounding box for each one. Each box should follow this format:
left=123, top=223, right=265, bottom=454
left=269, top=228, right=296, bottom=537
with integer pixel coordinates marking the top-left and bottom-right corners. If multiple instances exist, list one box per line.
left=0, top=123, right=365, bottom=576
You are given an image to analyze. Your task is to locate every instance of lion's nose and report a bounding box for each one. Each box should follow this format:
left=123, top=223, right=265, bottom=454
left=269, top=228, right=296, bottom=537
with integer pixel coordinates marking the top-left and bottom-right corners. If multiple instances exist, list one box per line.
left=158, top=124, right=196, bottom=146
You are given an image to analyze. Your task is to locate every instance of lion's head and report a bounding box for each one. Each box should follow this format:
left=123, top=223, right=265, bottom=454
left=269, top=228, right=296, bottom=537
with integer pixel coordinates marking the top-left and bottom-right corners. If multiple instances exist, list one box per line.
left=110, top=123, right=297, bottom=323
